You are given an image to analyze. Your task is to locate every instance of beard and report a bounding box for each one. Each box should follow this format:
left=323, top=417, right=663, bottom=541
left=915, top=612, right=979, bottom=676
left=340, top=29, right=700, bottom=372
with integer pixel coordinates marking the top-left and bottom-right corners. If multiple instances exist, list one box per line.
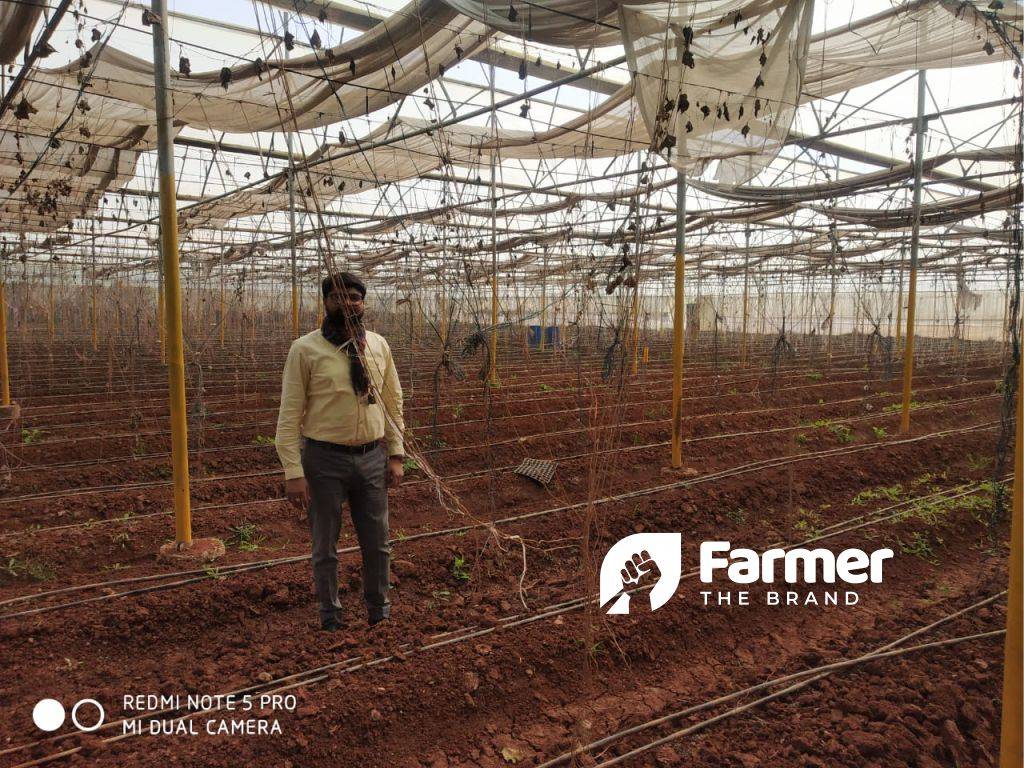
left=327, top=306, right=363, bottom=324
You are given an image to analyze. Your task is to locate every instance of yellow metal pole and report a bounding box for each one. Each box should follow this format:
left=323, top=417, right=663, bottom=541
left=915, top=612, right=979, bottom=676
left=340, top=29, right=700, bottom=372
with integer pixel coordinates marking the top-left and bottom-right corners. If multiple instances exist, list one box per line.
left=0, top=279, right=10, bottom=407
left=47, top=262, right=55, bottom=344
left=540, top=251, right=547, bottom=352
left=740, top=224, right=750, bottom=366
left=219, top=255, right=225, bottom=348
left=999, top=328, right=1023, bottom=768
left=671, top=171, right=686, bottom=468
left=827, top=258, right=836, bottom=368
left=157, top=260, right=165, bottom=363
left=152, top=0, right=191, bottom=546
left=489, top=275, right=498, bottom=383
left=901, top=72, right=927, bottom=435
left=895, top=245, right=905, bottom=345
left=90, top=266, right=98, bottom=352
left=488, top=59, right=498, bottom=385
left=630, top=281, right=640, bottom=376
left=286, top=117, right=299, bottom=338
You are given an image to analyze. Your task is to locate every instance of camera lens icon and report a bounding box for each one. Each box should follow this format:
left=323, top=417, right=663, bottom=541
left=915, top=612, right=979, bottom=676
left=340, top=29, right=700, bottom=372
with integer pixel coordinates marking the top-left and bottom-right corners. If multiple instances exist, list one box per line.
left=32, top=698, right=105, bottom=732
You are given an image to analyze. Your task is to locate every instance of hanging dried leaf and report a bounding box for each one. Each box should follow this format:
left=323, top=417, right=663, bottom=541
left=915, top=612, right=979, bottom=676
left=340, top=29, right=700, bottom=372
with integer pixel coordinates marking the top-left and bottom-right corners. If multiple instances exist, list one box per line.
left=220, top=67, right=232, bottom=89
left=91, top=27, right=101, bottom=42
left=677, top=93, right=689, bottom=112
left=319, top=7, right=328, bottom=22
left=982, top=40, right=995, bottom=55
left=33, top=41, right=56, bottom=58
left=508, top=4, right=518, bottom=22
left=681, top=50, right=695, bottom=68
left=179, top=56, right=191, bottom=76
left=518, top=60, right=526, bottom=79
left=284, top=31, right=295, bottom=51
left=13, top=97, right=36, bottom=120
left=310, top=30, right=322, bottom=49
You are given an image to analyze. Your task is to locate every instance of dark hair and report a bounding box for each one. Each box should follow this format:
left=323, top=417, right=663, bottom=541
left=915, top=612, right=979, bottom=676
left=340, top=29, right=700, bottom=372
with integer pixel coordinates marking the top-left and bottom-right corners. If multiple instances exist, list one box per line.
left=321, top=272, right=367, bottom=300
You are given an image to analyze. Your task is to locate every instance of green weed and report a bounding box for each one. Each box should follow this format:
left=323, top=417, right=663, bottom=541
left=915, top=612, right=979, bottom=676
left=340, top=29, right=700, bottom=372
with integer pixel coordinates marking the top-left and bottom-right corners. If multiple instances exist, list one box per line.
left=451, top=554, right=472, bottom=582
left=851, top=484, right=904, bottom=506
left=227, top=522, right=265, bottom=552
left=21, top=428, right=44, bottom=444
left=1, top=555, right=55, bottom=582
left=898, top=531, right=942, bottom=564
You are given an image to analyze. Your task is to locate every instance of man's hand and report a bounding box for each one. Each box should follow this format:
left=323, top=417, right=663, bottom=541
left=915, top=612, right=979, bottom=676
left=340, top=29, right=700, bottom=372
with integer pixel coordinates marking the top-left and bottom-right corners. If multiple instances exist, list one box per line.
left=387, top=456, right=405, bottom=488
left=285, top=477, right=310, bottom=509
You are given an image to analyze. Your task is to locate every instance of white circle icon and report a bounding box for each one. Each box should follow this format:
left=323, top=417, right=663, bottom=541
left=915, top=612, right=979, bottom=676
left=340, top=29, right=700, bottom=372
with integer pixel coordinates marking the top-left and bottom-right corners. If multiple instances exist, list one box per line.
left=71, top=699, right=105, bottom=732
left=32, top=699, right=65, bottom=731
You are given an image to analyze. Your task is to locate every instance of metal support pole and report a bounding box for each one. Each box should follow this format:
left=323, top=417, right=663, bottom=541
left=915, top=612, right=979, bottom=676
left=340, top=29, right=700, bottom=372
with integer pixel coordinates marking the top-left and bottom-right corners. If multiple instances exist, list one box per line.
left=1000, top=330, right=1023, bottom=768
left=285, top=53, right=299, bottom=339
left=827, top=257, right=836, bottom=368
left=47, top=261, right=55, bottom=344
left=157, top=257, right=165, bottom=363
left=895, top=245, right=906, bottom=345
left=0, top=277, right=9, bottom=407
left=90, top=245, right=98, bottom=352
left=219, top=251, right=226, bottom=348
left=488, top=60, right=498, bottom=385
left=540, top=251, right=547, bottom=352
left=740, top=224, right=750, bottom=366
left=671, top=171, right=686, bottom=468
left=151, top=0, right=192, bottom=546
left=901, top=71, right=927, bottom=435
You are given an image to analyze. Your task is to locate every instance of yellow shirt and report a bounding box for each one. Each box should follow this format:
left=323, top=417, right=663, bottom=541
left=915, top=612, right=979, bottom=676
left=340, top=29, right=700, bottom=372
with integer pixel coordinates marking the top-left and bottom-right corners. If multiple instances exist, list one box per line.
left=275, top=329, right=405, bottom=479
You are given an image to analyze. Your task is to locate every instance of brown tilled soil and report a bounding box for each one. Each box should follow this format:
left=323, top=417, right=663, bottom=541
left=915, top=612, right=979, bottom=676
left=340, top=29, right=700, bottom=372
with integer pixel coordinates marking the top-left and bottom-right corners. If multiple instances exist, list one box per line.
left=0, top=338, right=1012, bottom=768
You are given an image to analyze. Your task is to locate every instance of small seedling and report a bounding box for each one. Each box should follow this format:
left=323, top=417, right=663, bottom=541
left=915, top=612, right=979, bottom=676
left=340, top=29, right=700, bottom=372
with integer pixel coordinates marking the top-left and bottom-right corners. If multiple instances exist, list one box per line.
left=110, top=532, right=132, bottom=549
left=899, top=532, right=941, bottom=564
left=807, top=371, right=822, bottom=382
left=1, top=556, right=55, bottom=582
left=828, top=423, right=854, bottom=444
left=21, top=428, right=44, bottom=444
left=725, top=508, right=746, bottom=524
left=227, top=522, right=265, bottom=552
left=539, top=383, right=553, bottom=392
left=203, top=564, right=225, bottom=580
left=253, top=435, right=275, bottom=446
left=871, top=426, right=888, bottom=439
left=451, top=554, right=471, bottom=582
left=403, top=457, right=420, bottom=472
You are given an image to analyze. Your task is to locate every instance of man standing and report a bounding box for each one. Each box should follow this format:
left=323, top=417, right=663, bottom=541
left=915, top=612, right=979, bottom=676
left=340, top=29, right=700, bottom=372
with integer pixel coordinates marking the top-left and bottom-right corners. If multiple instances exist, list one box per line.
left=276, top=272, right=405, bottom=630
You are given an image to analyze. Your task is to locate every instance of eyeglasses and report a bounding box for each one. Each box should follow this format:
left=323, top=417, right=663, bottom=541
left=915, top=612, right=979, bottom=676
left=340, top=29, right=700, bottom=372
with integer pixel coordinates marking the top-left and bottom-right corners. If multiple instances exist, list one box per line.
left=327, top=292, right=364, bottom=303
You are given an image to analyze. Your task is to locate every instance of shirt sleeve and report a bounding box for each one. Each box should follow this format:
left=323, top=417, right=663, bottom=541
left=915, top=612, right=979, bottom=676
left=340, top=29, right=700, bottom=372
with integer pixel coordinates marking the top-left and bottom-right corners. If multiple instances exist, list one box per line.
left=275, top=341, right=308, bottom=479
left=379, top=339, right=405, bottom=457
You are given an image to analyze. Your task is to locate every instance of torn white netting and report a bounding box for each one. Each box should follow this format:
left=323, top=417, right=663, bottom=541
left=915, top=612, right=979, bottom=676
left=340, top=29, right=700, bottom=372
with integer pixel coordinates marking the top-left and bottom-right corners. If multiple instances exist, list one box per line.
left=0, top=0, right=44, bottom=64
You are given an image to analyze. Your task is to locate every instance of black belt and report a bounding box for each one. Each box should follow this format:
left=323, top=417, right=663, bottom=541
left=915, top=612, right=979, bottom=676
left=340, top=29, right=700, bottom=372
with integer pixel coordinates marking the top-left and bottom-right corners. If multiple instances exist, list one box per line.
left=306, top=437, right=380, bottom=455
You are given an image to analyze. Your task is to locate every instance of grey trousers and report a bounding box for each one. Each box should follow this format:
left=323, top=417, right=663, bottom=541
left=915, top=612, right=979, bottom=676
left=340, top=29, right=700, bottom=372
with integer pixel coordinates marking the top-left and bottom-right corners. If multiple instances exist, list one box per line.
left=301, top=439, right=390, bottom=622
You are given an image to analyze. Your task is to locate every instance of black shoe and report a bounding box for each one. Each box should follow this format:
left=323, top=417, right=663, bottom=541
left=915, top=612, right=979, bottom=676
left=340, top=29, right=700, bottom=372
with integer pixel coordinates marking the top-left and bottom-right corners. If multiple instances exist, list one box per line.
left=321, top=616, right=343, bottom=632
left=367, top=611, right=390, bottom=628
